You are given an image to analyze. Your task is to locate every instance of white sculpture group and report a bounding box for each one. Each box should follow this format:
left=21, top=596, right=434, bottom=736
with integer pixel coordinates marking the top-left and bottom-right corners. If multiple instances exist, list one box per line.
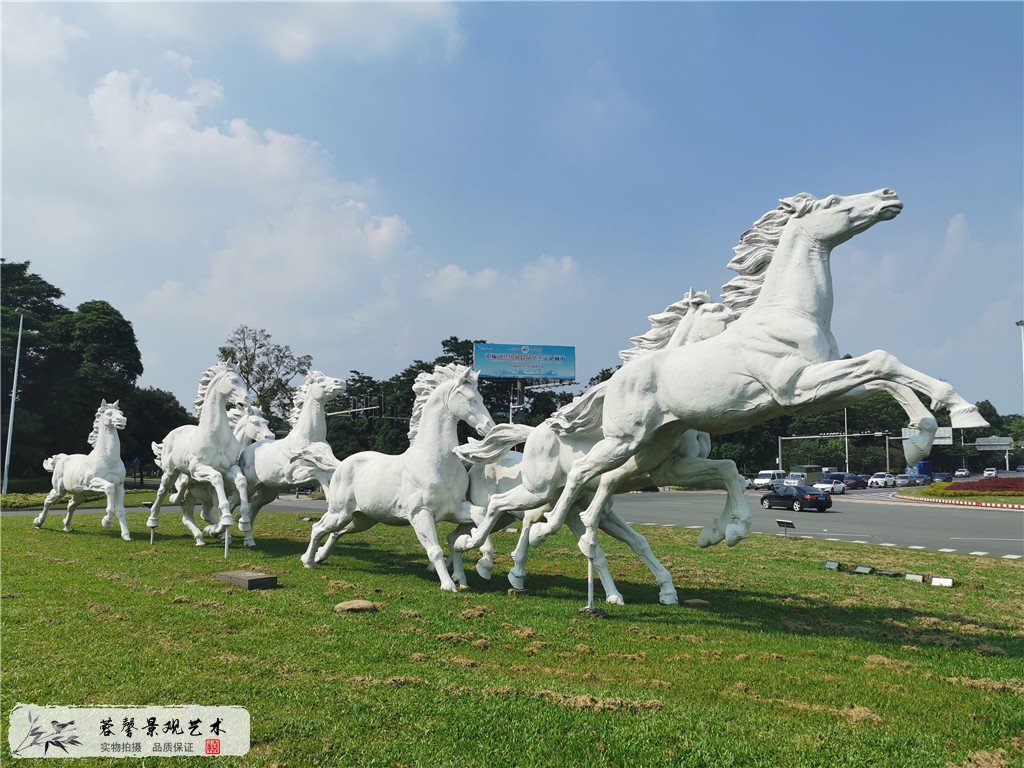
left=32, top=189, right=989, bottom=607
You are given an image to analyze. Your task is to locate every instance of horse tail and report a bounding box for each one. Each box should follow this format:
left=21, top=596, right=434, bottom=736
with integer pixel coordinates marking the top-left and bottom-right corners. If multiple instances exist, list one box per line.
left=151, top=441, right=164, bottom=469
left=548, top=382, right=607, bottom=434
left=456, top=423, right=533, bottom=464
left=43, top=454, right=68, bottom=473
left=291, top=442, right=340, bottom=473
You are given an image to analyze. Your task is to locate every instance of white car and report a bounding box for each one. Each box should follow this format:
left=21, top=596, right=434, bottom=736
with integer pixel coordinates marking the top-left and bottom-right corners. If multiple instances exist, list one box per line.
left=983, top=468, right=998, bottom=478
left=867, top=472, right=896, bottom=488
left=813, top=479, right=846, bottom=495
left=783, top=473, right=807, bottom=487
left=954, top=468, right=970, bottom=478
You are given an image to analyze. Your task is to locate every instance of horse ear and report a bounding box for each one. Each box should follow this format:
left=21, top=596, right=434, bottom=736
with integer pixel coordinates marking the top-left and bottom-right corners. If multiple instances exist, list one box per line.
left=112, top=400, right=119, bottom=407
left=100, top=399, right=108, bottom=407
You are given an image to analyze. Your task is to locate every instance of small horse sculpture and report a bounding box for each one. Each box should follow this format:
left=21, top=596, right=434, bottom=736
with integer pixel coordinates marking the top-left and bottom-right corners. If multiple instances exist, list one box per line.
left=35, top=400, right=130, bottom=540
left=146, top=361, right=252, bottom=536
left=168, top=405, right=275, bottom=546
left=521, top=189, right=986, bottom=552
left=298, top=364, right=495, bottom=592
left=234, top=371, right=344, bottom=547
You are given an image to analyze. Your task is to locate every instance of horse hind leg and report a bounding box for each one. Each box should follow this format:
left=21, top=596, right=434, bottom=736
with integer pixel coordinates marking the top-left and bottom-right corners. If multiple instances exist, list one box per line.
left=565, top=511, right=623, bottom=605
left=302, top=503, right=356, bottom=568
left=409, top=508, right=459, bottom=592
left=599, top=507, right=678, bottom=605
left=34, top=487, right=63, bottom=529
left=314, top=513, right=374, bottom=564
left=63, top=495, right=82, bottom=532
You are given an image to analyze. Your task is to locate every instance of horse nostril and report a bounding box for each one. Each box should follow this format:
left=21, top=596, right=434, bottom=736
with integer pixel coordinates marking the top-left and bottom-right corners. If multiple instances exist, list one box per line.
left=882, top=188, right=896, bottom=197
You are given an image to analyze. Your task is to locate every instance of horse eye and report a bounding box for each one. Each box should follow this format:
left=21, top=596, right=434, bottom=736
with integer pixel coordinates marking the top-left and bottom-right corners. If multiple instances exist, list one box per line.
left=825, top=196, right=841, bottom=208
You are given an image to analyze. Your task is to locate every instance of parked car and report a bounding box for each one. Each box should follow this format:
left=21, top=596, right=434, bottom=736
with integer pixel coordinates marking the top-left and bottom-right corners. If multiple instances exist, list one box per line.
left=840, top=473, right=867, bottom=490
left=913, top=474, right=933, bottom=486
left=783, top=472, right=807, bottom=487
left=983, top=468, right=998, bottom=478
left=1016, top=465, right=1024, bottom=472
left=813, top=478, right=847, bottom=495
left=857, top=474, right=872, bottom=484
left=868, top=472, right=896, bottom=488
left=931, top=472, right=952, bottom=483
left=894, top=474, right=915, bottom=487
left=760, top=485, right=832, bottom=512
left=954, top=468, right=970, bottom=478
left=753, top=469, right=787, bottom=490
left=742, top=476, right=754, bottom=489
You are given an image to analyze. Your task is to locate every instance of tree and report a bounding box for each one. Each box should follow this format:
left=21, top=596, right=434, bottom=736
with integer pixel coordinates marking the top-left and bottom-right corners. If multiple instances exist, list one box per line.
left=120, top=387, right=195, bottom=465
left=218, top=325, right=313, bottom=422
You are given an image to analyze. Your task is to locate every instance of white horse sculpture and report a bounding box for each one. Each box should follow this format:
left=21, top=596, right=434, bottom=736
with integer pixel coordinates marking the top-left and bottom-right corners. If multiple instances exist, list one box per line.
left=298, top=364, right=496, bottom=592
left=168, top=405, right=275, bottom=546
left=518, top=189, right=986, bottom=552
left=234, top=370, right=344, bottom=547
left=146, top=361, right=252, bottom=536
left=34, top=400, right=130, bottom=540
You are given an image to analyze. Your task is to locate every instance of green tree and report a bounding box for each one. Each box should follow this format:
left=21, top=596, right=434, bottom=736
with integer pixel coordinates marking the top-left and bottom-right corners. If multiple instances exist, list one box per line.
left=218, top=325, right=313, bottom=423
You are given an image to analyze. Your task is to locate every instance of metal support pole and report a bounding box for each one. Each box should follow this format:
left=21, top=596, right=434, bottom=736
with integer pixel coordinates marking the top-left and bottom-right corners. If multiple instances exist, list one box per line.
left=844, top=408, right=850, bottom=474
left=777, top=436, right=783, bottom=471
left=2, top=310, right=26, bottom=496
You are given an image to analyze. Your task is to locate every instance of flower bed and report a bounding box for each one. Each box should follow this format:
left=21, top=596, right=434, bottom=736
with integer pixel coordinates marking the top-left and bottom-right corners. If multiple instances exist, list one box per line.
left=923, top=478, right=1024, bottom=499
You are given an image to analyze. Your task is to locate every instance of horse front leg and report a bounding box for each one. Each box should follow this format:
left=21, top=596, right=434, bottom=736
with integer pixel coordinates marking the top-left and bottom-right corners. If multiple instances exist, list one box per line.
left=34, top=486, right=63, bottom=529
left=454, top=483, right=550, bottom=553
left=790, top=352, right=988, bottom=429
left=302, top=506, right=355, bottom=568
left=225, top=464, right=250, bottom=535
left=190, top=464, right=232, bottom=534
left=112, top=482, right=130, bottom=541
left=410, top=508, right=459, bottom=592
left=647, top=455, right=749, bottom=548
left=446, top=525, right=472, bottom=588
left=179, top=491, right=208, bottom=547
left=599, top=507, right=678, bottom=605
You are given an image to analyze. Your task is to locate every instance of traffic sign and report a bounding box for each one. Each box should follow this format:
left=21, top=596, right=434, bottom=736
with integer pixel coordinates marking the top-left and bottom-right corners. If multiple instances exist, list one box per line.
left=975, top=436, right=1013, bottom=451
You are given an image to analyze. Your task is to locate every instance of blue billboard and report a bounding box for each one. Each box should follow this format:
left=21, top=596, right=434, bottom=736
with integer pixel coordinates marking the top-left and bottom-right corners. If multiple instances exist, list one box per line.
left=473, top=343, right=576, bottom=381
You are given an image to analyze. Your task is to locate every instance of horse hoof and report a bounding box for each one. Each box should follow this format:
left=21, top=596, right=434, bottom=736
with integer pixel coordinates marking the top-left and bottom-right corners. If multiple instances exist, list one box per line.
left=32, top=517, right=43, bottom=529
left=950, top=406, right=989, bottom=429
left=508, top=572, right=525, bottom=590
left=63, top=526, right=73, bottom=533
left=528, top=525, right=550, bottom=546
left=725, top=521, right=749, bottom=547
left=696, top=524, right=725, bottom=548
left=453, top=534, right=473, bottom=553
left=301, top=557, right=314, bottom=569
left=121, top=534, right=132, bottom=541
left=146, top=517, right=159, bottom=529
left=660, top=590, right=680, bottom=606
left=101, top=516, right=113, bottom=528
left=441, top=583, right=459, bottom=593
left=475, top=561, right=493, bottom=580
left=243, top=541, right=257, bottom=549
left=606, top=594, right=625, bottom=605
left=457, top=583, right=470, bottom=592
left=194, top=539, right=206, bottom=547
left=576, top=534, right=598, bottom=557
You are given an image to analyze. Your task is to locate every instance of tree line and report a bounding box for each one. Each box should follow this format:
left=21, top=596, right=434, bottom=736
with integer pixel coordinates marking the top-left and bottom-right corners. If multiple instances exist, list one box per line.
left=3, top=260, right=1020, bottom=489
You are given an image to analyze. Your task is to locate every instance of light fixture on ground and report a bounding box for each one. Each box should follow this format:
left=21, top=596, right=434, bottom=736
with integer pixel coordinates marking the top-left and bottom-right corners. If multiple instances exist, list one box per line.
left=776, top=519, right=796, bottom=536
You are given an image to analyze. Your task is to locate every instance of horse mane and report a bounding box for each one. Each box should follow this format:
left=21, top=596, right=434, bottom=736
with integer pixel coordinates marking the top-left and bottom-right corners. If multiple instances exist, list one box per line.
left=408, top=364, right=475, bottom=442
left=86, top=401, right=121, bottom=445
left=720, top=192, right=817, bottom=312
left=619, top=288, right=714, bottom=362
left=288, top=371, right=330, bottom=428
left=194, top=360, right=241, bottom=419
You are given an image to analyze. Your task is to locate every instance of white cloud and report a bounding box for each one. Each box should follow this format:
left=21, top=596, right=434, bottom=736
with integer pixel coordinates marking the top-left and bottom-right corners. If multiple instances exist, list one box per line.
left=1, top=5, right=87, bottom=71
left=164, top=50, right=194, bottom=72
left=95, top=3, right=463, bottom=63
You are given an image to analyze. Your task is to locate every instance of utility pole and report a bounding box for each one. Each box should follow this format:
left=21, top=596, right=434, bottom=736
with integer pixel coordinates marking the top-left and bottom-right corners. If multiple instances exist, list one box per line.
left=2, top=309, right=27, bottom=496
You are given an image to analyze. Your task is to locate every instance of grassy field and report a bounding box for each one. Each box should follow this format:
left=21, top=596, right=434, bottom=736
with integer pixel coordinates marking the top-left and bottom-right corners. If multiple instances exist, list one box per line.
left=0, top=489, right=158, bottom=510
left=2, top=511, right=1022, bottom=767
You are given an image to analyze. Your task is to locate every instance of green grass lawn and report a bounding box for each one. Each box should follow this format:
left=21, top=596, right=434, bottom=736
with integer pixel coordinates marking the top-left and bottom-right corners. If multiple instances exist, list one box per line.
left=2, top=512, right=1022, bottom=767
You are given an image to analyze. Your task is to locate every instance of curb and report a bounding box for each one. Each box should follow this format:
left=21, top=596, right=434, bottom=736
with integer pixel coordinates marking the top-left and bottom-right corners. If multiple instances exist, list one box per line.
left=895, top=493, right=1023, bottom=510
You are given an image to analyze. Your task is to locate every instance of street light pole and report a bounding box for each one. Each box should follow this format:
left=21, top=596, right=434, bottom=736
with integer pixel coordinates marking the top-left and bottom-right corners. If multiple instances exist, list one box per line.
left=1017, top=320, right=1024, bottom=417
left=3, top=309, right=27, bottom=496
left=844, top=408, right=850, bottom=473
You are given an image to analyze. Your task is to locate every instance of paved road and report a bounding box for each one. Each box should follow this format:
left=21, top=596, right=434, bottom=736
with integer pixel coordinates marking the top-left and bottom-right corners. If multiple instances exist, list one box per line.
left=5, top=488, right=1021, bottom=560
left=610, top=489, right=1024, bottom=560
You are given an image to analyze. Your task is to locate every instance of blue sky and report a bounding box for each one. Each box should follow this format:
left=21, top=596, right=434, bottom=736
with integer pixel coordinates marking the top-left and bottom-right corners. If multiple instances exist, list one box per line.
left=4, top=2, right=1022, bottom=419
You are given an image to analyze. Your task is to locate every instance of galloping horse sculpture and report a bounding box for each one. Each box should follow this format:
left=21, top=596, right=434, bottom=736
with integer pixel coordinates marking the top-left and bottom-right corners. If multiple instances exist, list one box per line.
left=146, top=361, right=252, bottom=537
left=168, top=404, right=275, bottom=546
left=235, top=370, right=344, bottom=547
left=298, top=364, right=495, bottom=592
left=35, top=400, right=130, bottom=540
left=520, top=189, right=987, bottom=552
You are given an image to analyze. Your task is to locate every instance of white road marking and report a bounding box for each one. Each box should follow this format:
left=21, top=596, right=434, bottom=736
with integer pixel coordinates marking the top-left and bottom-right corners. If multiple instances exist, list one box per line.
left=880, top=543, right=896, bottom=547
left=969, top=551, right=989, bottom=556
left=1001, top=554, right=1022, bottom=560
left=908, top=546, right=926, bottom=550
left=938, top=548, right=957, bottom=553
left=851, top=540, right=868, bottom=544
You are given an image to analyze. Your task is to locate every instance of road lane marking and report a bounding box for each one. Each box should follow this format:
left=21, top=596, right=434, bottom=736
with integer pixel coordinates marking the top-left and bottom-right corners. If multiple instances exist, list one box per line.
left=938, top=548, right=957, bottom=553
left=1002, top=554, right=1022, bottom=560
left=908, top=546, right=926, bottom=550
left=969, top=551, right=989, bottom=556
left=880, top=543, right=896, bottom=547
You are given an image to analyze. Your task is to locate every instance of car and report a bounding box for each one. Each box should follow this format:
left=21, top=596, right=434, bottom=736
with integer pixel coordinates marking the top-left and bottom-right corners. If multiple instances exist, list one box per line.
left=868, top=472, right=896, bottom=488
left=954, top=468, right=970, bottom=478
left=857, top=474, right=872, bottom=483
left=742, top=476, right=754, bottom=489
left=783, top=472, right=807, bottom=487
left=931, top=472, right=952, bottom=483
left=1017, top=465, right=1024, bottom=473
left=760, top=485, right=832, bottom=512
left=753, top=469, right=787, bottom=490
left=840, top=473, right=867, bottom=490
left=894, top=474, right=915, bottom=487
left=983, top=468, right=998, bottom=478
left=813, top=478, right=846, bottom=495
left=913, top=474, right=933, bottom=486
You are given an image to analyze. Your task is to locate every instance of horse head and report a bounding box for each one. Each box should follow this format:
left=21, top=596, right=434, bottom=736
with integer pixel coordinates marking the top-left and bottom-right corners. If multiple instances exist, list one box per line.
left=446, top=368, right=496, bottom=437
left=306, top=371, right=345, bottom=403
left=213, top=363, right=250, bottom=407
left=97, top=399, right=127, bottom=431
left=783, top=188, right=902, bottom=247
left=232, top=405, right=275, bottom=443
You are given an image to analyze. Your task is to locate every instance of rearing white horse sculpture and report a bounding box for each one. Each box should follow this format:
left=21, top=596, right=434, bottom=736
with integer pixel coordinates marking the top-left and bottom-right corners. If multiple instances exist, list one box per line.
left=35, top=400, right=130, bottom=540
left=146, top=361, right=251, bottom=536
left=521, top=189, right=987, bottom=552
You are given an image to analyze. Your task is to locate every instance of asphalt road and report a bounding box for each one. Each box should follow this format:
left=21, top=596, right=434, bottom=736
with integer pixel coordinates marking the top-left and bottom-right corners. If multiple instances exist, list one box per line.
left=610, top=488, right=1024, bottom=560
left=6, top=487, right=1021, bottom=560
